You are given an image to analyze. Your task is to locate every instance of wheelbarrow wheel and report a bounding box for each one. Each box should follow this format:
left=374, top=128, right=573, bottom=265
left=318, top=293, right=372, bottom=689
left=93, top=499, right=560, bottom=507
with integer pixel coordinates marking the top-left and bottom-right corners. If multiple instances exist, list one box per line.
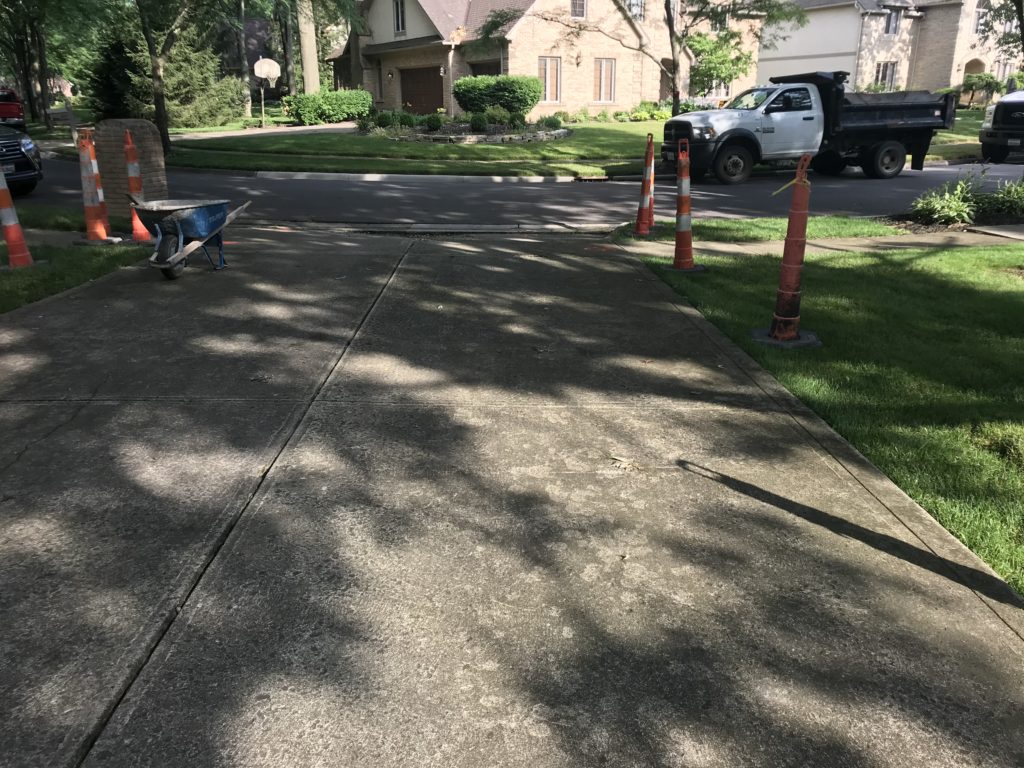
left=156, top=235, right=186, bottom=280
left=160, top=259, right=188, bottom=280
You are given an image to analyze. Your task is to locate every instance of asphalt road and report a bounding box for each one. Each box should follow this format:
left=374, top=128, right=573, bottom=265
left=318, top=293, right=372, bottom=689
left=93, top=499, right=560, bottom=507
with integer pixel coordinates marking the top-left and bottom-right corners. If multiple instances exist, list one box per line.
left=31, top=157, right=1024, bottom=227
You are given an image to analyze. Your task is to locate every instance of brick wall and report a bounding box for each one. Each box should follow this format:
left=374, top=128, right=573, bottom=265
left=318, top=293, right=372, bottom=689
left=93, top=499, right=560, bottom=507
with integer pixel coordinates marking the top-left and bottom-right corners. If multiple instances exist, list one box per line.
left=94, top=120, right=168, bottom=223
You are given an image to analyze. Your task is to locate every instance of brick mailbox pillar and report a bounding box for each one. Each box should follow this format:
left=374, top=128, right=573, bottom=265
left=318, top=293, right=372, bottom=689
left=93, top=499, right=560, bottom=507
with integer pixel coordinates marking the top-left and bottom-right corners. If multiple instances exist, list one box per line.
left=94, top=120, right=169, bottom=223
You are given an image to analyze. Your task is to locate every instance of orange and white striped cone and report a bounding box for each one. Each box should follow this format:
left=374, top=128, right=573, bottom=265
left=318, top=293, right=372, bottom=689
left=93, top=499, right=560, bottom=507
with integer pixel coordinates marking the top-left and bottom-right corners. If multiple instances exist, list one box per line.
left=634, top=135, right=653, bottom=236
left=85, top=132, right=111, bottom=234
left=645, top=134, right=656, bottom=230
left=124, top=130, right=152, bottom=242
left=0, top=170, right=33, bottom=268
left=78, top=135, right=109, bottom=241
left=752, top=154, right=821, bottom=349
left=669, top=139, right=704, bottom=273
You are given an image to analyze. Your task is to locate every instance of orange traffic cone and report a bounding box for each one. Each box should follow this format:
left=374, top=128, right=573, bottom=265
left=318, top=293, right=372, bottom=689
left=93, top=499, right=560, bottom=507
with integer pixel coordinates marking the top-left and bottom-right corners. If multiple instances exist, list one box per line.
left=0, top=170, right=32, bottom=268
left=634, top=135, right=654, bottom=236
left=124, top=130, right=152, bottom=242
left=669, top=139, right=704, bottom=273
left=78, top=134, right=109, bottom=242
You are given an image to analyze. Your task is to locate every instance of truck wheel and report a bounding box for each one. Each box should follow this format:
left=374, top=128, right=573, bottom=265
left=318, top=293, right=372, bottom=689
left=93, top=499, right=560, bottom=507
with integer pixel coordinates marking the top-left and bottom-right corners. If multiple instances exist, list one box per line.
left=811, top=151, right=846, bottom=176
left=981, top=143, right=1009, bottom=163
left=863, top=140, right=906, bottom=179
left=713, top=145, right=753, bottom=184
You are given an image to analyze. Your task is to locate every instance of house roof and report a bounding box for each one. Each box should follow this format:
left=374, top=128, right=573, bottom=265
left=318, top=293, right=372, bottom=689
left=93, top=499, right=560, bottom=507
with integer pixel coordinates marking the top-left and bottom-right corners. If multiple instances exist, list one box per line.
left=795, top=0, right=957, bottom=9
left=362, top=0, right=534, bottom=43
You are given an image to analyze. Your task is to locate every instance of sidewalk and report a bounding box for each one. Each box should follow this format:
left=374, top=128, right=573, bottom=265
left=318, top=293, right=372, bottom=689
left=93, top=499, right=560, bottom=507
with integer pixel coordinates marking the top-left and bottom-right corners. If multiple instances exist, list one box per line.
left=1, top=228, right=1021, bottom=768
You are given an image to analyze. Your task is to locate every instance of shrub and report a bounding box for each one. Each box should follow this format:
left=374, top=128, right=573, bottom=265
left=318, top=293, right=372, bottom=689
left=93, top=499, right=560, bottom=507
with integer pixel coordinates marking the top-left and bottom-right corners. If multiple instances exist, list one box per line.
left=629, top=110, right=652, bottom=121
left=453, top=75, right=498, bottom=113
left=595, top=109, right=611, bottom=122
left=541, top=115, right=562, bottom=130
left=424, top=112, right=444, bottom=131
left=395, top=110, right=417, bottom=127
left=509, top=111, right=527, bottom=128
left=552, top=110, right=571, bottom=123
left=374, top=110, right=395, bottom=128
left=613, top=111, right=631, bottom=122
left=976, top=180, right=1024, bottom=221
left=651, top=109, right=672, bottom=120
left=910, top=177, right=979, bottom=224
left=491, top=76, right=543, bottom=113
left=282, top=93, right=323, bottom=124
left=356, top=114, right=374, bottom=132
left=484, top=104, right=511, bottom=124
left=469, top=112, right=488, bottom=132
left=320, top=89, right=373, bottom=122
left=574, top=107, right=590, bottom=123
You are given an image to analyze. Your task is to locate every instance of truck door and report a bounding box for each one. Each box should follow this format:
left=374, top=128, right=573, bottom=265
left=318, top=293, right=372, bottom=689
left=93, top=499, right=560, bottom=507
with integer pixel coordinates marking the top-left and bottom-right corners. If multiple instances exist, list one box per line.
left=759, top=87, right=822, bottom=157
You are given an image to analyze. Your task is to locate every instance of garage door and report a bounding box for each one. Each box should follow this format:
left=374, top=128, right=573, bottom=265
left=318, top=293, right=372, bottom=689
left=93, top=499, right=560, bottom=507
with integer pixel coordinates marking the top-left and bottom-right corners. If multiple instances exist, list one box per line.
left=400, top=67, right=444, bottom=114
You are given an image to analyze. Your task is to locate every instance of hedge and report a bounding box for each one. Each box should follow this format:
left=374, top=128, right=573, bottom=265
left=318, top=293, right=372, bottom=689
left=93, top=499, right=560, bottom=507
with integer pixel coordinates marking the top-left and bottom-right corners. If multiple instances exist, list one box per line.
left=453, top=75, right=542, bottom=114
left=283, top=89, right=373, bottom=125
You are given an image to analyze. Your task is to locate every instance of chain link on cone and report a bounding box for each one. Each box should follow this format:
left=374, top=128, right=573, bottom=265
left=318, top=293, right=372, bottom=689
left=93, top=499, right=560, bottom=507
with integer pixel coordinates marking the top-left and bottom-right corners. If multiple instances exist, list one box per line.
left=78, top=131, right=108, bottom=241
left=124, top=130, right=151, bottom=242
left=634, top=134, right=654, bottom=236
left=769, top=154, right=813, bottom=341
left=0, top=170, right=33, bottom=268
left=672, top=138, right=701, bottom=271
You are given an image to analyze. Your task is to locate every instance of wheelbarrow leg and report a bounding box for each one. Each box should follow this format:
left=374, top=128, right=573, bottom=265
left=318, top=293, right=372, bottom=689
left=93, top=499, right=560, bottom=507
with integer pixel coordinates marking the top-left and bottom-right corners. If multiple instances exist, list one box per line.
left=214, top=232, right=226, bottom=270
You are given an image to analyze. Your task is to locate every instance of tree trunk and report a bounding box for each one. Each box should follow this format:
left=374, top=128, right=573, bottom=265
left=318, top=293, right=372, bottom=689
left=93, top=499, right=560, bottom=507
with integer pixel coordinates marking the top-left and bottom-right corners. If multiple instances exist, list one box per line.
left=664, top=0, right=683, bottom=114
left=151, top=53, right=171, bottom=153
left=13, top=31, right=38, bottom=121
left=239, top=0, right=252, bottom=117
left=296, top=0, right=319, bottom=94
left=27, top=23, right=44, bottom=124
left=283, top=11, right=296, bottom=95
left=31, top=19, right=52, bottom=130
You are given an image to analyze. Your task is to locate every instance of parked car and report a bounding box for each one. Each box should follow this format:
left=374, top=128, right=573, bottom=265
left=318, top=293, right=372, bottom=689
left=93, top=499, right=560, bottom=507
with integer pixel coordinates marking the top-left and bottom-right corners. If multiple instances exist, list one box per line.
left=661, top=71, right=956, bottom=184
left=979, top=90, right=1024, bottom=162
left=0, top=125, right=43, bottom=195
left=0, top=88, right=26, bottom=130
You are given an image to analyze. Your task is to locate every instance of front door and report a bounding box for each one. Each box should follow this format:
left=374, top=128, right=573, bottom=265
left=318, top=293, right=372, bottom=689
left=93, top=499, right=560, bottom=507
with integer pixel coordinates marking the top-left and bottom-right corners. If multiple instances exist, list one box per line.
left=759, top=87, right=820, bottom=157
left=400, top=67, right=444, bottom=114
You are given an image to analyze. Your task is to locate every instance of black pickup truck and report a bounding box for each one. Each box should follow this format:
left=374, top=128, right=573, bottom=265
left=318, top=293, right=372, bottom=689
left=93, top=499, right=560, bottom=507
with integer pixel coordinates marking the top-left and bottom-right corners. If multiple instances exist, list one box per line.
left=661, top=71, right=956, bottom=183
left=980, top=90, right=1024, bottom=162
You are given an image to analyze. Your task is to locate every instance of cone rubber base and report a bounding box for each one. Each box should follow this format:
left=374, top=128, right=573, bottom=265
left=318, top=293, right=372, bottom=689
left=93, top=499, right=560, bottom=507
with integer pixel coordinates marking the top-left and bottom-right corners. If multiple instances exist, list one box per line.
left=751, top=328, right=822, bottom=349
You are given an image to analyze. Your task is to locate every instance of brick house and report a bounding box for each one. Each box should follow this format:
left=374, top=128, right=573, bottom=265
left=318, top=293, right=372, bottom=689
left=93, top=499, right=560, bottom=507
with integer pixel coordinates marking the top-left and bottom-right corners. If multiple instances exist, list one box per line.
left=758, top=0, right=1021, bottom=93
left=332, top=0, right=762, bottom=116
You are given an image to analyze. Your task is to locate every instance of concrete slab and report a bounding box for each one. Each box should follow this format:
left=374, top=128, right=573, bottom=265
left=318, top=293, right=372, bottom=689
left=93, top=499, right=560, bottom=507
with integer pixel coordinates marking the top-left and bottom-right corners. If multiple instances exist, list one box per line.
left=0, top=229, right=411, bottom=767
left=322, top=237, right=765, bottom=408
left=0, top=228, right=407, bottom=401
left=0, top=400, right=301, bottom=768
left=77, top=234, right=1024, bottom=768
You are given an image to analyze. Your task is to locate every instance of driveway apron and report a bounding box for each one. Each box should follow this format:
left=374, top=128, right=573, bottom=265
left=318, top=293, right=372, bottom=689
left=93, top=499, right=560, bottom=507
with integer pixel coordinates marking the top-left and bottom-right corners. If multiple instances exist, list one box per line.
left=2, top=231, right=1022, bottom=767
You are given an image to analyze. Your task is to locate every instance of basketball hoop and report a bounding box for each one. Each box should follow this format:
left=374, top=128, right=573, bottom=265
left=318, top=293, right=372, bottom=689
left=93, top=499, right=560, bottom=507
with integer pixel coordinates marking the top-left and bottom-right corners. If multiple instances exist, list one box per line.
left=253, top=57, right=282, bottom=128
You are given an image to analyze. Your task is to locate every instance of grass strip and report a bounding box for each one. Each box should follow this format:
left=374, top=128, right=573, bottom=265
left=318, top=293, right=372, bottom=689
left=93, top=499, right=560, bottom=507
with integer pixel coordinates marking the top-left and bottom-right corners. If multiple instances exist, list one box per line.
left=616, top=215, right=903, bottom=243
left=1, top=243, right=149, bottom=314
left=645, top=244, right=1024, bottom=593
left=15, top=203, right=132, bottom=234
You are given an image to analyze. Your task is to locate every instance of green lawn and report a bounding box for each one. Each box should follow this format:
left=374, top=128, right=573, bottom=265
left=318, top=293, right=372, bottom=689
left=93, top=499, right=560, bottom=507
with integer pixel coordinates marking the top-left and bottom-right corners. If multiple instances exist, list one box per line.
left=618, top=215, right=903, bottom=243
left=928, top=108, right=985, bottom=161
left=1, top=242, right=149, bottom=314
left=647, top=244, right=1024, bottom=593
left=170, top=121, right=658, bottom=176
left=15, top=204, right=132, bottom=235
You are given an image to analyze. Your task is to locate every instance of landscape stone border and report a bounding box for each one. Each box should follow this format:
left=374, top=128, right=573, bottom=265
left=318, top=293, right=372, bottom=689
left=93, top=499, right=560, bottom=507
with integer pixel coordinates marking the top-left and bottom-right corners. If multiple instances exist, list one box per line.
left=397, top=128, right=573, bottom=145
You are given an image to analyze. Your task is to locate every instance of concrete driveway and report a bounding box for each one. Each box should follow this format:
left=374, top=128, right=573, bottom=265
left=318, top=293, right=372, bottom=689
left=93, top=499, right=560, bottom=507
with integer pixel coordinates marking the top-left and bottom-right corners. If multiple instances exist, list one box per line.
left=1, top=229, right=1021, bottom=767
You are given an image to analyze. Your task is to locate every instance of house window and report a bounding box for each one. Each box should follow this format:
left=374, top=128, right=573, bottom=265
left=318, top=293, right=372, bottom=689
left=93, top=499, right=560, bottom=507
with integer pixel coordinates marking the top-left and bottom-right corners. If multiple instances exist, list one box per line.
left=710, top=80, right=732, bottom=99
left=627, top=0, right=644, bottom=21
left=571, top=0, right=586, bottom=19
left=975, top=7, right=989, bottom=33
left=394, top=0, right=406, bottom=33
left=539, top=57, right=561, bottom=103
left=594, top=58, right=615, bottom=102
left=884, top=8, right=901, bottom=34
left=874, top=61, right=898, bottom=89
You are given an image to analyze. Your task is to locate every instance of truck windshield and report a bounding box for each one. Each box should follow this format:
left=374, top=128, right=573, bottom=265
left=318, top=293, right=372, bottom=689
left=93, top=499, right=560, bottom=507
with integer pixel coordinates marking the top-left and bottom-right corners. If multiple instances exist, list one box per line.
left=723, top=88, right=774, bottom=110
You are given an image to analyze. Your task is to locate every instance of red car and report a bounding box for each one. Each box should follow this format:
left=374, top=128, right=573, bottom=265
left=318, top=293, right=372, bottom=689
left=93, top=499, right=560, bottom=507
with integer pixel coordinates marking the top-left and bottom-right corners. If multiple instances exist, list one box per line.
left=0, top=89, right=26, bottom=130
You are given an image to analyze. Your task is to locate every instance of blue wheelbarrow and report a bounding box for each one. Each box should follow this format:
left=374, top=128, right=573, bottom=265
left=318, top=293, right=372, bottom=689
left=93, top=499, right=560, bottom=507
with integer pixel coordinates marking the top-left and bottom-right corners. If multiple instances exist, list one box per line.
left=131, top=198, right=252, bottom=280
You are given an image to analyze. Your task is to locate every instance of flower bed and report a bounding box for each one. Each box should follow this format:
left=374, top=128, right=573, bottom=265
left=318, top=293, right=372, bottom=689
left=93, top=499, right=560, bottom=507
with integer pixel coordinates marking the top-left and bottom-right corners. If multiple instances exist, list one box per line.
left=397, top=128, right=572, bottom=144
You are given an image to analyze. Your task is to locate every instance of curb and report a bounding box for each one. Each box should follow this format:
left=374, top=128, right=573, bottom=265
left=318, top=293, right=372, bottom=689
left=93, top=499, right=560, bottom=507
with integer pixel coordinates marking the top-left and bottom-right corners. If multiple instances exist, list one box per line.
left=239, top=218, right=620, bottom=235
left=253, top=171, right=580, bottom=183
